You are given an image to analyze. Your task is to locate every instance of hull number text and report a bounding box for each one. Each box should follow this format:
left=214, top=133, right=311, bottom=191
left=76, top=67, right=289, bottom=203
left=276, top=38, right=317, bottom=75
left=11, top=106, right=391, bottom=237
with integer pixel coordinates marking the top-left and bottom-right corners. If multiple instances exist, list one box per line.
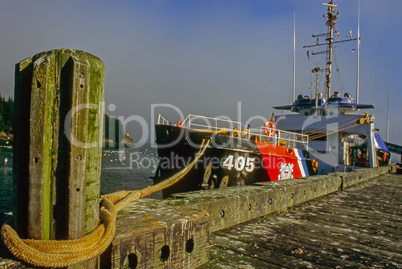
left=222, top=155, right=255, bottom=172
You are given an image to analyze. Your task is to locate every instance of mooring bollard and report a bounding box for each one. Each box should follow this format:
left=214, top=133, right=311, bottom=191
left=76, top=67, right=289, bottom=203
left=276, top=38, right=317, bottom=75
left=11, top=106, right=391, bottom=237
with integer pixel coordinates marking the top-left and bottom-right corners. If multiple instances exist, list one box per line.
left=13, top=49, right=104, bottom=266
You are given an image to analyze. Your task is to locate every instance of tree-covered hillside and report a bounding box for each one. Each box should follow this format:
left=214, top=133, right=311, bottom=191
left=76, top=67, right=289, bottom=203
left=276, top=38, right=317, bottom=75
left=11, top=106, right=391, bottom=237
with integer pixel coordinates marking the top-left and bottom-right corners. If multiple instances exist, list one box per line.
left=0, top=94, right=133, bottom=147
left=0, top=94, right=13, bottom=134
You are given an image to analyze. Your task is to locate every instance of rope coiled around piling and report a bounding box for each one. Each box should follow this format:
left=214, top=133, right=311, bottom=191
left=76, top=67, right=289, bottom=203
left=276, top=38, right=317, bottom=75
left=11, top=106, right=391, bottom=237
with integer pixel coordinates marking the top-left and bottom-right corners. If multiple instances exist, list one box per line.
left=1, top=139, right=210, bottom=267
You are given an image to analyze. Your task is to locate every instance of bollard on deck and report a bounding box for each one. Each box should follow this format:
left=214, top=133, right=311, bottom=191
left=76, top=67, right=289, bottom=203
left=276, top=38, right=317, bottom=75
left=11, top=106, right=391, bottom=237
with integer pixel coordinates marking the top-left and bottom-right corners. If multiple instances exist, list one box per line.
left=13, top=49, right=104, bottom=267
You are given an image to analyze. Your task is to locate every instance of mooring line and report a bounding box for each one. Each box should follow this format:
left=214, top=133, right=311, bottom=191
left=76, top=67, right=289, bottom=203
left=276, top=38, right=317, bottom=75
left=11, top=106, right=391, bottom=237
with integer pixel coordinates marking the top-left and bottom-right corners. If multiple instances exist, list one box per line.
left=1, top=139, right=210, bottom=267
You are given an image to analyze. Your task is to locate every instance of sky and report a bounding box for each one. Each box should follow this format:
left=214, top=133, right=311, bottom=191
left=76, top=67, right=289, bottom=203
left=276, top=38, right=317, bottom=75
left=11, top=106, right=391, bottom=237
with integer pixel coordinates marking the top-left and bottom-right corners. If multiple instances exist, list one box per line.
left=1, top=0, right=401, bottom=153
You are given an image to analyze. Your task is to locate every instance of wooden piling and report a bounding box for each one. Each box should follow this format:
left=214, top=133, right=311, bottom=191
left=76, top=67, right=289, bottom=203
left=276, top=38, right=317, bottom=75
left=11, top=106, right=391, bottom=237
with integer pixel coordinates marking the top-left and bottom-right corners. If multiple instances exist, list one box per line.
left=13, top=49, right=104, bottom=266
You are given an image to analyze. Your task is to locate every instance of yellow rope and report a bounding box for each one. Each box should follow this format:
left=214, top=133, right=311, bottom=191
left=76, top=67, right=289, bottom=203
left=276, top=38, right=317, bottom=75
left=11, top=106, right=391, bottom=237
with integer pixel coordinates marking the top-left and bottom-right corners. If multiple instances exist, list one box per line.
left=1, top=139, right=210, bottom=267
left=1, top=198, right=115, bottom=267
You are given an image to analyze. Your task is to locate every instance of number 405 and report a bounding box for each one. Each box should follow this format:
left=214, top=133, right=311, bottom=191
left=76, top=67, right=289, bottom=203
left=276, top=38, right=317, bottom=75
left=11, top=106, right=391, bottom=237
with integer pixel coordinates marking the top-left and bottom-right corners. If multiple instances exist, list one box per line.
left=222, top=155, right=255, bottom=172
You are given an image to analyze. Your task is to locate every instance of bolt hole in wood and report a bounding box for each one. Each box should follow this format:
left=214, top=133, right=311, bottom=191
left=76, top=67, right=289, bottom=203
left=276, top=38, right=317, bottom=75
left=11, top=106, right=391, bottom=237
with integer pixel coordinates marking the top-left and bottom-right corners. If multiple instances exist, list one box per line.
left=34, top=157, right=39, bottom=164
left=77, top=155, right=82, bottom=161
left=79, top=73, right=85, bottom=78
left=220, top=210, right=225, bottom=218
left=36, top=80, right=41, bottom=88
left=80, top=84, right=84, bottom=89
left=127, top=253, right=138, bottom=269
left=248, top=204, right=252, bottom=211
left=269, top=198, right=272, bottom=204
left=76, top=188, right=80, bottom=192
left=160, top=245, right=170, bottom=262
left=185, top=238, right=194, bottom=253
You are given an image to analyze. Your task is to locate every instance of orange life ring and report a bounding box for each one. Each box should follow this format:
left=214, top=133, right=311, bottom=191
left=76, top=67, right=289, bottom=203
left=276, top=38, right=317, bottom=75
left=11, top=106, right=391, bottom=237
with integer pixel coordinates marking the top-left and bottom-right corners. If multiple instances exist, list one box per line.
left=177, top=120, right=183, bottom=127
left=264, top=121, right=275, bottom=137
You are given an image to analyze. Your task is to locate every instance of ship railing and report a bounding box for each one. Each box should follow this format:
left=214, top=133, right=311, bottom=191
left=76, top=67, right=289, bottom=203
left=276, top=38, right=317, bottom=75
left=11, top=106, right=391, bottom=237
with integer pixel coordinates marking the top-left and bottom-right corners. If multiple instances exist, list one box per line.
left=157, top=114, right=309, bottom=148
left=157, top=114, right=241, bottom=131
left=255, top=127, right=309, bottom=149
left=157, top=114, right=170, bottom=125
left=183, top=114, right=242, bottom=133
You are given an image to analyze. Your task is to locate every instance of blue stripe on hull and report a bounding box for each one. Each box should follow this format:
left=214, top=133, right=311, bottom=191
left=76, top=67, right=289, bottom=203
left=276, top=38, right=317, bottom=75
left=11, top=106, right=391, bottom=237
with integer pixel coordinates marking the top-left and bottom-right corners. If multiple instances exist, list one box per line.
left=297, top=149, right=309, bottom=177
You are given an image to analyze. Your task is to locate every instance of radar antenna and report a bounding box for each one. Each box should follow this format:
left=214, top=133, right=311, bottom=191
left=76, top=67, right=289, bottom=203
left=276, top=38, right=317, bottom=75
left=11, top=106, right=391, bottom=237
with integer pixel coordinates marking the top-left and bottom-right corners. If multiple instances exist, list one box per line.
left=303, top=1, right=358, bottom=99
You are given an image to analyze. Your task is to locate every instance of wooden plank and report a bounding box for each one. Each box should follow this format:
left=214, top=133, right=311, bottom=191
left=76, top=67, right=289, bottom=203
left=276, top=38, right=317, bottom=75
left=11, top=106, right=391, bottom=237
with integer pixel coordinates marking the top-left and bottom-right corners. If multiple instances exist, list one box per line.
left=28, top=52, right=56, bottom=240
left=112, top=200, right=210, bottom=268
left=66, top=56, right=91, bottom=239
left=79, top=50, right=104, bottom=236
left=201, top=173, right=402, bottom=268
left=13, top=57, right=33, bottom=238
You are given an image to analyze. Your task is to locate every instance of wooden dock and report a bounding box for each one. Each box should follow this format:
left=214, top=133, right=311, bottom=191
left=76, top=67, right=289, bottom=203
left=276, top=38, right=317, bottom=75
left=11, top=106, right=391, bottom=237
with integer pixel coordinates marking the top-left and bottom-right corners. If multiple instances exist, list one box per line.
left=201, top=173, right=402, bottom=268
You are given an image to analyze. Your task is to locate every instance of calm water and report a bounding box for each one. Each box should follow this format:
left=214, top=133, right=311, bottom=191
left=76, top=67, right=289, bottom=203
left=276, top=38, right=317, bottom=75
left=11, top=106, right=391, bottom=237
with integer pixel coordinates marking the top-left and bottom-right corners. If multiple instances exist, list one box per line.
left=0, top=146, right=13, bottom=221
left=100, top=145, right=161, bottom=197
left=0, top=145, right=160, bottom=223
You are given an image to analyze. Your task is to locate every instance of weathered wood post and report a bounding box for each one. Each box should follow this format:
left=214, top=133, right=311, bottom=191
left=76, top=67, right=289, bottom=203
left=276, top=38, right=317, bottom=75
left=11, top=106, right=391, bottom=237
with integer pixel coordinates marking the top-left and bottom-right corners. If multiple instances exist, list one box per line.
left=13, top=49, right=104, bottom=266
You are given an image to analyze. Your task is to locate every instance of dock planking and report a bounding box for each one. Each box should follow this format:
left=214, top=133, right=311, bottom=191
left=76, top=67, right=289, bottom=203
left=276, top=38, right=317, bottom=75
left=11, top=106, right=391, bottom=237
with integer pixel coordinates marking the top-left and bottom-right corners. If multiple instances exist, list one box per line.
left=201, top=173, right=401, bottom=268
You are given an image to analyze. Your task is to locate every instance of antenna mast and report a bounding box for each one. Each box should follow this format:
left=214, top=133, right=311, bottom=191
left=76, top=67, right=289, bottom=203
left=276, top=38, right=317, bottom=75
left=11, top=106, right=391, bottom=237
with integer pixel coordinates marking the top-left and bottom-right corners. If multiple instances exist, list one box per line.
left=292, top=12, right=296, bottom=102
left=303, top=1, right=357, bottom=99
left=323, top=1, right=336, bottom=99
left=355, top=0, right=361, bottom=103
left=386, top=85, right=389, bottom=142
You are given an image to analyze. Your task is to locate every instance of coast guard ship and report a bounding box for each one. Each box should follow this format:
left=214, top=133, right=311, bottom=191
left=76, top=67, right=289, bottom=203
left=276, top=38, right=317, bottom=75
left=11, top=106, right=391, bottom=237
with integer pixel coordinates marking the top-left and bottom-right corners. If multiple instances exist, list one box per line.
left=153, top=1, right=389, bottom=198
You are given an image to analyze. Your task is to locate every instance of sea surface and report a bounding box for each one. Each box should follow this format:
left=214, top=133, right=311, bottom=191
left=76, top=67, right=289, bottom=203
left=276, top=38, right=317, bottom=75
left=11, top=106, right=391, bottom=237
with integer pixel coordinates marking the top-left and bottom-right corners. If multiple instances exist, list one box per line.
left=0, top=144, right=160, bottom=224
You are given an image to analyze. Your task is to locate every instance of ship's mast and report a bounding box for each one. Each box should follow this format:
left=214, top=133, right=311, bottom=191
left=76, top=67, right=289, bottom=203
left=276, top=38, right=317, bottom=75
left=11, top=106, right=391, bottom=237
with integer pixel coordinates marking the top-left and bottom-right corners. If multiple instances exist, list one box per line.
left=355, top=0, right=361, bottom=103
left=303, top=1, right=357, bottom=99
left=292, top=12, right=296, bottom=102
left=324, top=1, right=336, bottom=99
